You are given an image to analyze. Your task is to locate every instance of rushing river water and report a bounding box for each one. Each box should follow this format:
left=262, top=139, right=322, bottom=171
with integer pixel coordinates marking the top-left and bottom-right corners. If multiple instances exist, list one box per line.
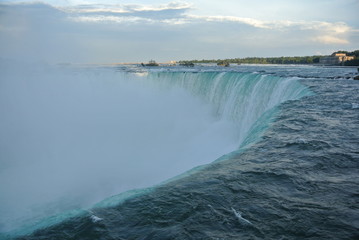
left=1, top=62, right=358, bottom=239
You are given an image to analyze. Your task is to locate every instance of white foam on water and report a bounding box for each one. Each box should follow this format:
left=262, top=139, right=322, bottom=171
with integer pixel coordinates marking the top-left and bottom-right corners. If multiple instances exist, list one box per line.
left=231, top=207, right=252, bottom=225
left=351, top=103, right=359, bottom=109
left=90, top=215, right=103, bottom=223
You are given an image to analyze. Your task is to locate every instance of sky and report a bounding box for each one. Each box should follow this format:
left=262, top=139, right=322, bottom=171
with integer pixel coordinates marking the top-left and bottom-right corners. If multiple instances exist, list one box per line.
left=0, top=0, right=358, bottom=63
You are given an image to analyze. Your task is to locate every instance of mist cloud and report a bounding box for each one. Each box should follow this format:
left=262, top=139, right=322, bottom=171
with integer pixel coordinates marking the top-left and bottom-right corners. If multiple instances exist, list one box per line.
left=0, top=60, right=238, bottom=233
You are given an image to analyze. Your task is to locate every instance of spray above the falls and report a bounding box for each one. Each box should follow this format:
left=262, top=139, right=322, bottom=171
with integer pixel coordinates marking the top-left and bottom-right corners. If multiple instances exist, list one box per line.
left=147, top=71, right=311, bottom=148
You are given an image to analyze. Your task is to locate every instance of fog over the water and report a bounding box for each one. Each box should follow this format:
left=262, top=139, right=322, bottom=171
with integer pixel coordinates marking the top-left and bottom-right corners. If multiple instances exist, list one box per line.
left=0, top=62, right=238, bottom=232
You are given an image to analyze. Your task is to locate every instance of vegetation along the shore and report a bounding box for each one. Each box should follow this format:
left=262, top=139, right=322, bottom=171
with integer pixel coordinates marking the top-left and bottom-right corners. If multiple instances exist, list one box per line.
left=179, top=50, right=359, bottom=66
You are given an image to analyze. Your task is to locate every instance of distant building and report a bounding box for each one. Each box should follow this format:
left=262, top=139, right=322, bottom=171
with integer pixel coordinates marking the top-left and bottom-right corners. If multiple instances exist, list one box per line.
left=320, top=53, right=355, bottom=65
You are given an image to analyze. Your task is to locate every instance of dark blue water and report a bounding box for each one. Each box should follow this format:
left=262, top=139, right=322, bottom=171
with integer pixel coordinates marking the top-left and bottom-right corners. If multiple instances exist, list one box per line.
left=1, top=63, right=359, bottom=239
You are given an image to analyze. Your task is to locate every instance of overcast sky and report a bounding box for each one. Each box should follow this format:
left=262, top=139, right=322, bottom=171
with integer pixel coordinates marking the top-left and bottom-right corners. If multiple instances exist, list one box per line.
left=1, top=0, right=358, bottom=63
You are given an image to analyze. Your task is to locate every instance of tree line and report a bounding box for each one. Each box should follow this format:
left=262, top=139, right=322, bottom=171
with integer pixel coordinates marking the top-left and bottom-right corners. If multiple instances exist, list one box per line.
left=180, top=50, right=359, bottom=66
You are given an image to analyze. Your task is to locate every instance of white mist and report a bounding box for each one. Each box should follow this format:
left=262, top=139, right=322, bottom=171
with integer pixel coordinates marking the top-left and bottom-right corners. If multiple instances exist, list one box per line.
left=0, top=62, right=238, bottom=233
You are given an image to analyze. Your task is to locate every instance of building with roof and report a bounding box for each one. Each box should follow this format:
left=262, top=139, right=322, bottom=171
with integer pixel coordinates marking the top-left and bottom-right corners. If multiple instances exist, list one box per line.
left=320, top=53, right=355, bottom=65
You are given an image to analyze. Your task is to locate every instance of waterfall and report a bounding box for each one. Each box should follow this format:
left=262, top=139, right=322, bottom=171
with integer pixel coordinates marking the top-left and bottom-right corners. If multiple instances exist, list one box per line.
left=0, top=64, right=312, bottom=238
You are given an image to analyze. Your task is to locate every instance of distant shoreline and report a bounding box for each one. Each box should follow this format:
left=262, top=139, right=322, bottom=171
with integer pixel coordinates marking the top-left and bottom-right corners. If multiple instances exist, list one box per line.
left=61, top=62, right=359, bottom=69
left=178, top=50, right=359, bottom=66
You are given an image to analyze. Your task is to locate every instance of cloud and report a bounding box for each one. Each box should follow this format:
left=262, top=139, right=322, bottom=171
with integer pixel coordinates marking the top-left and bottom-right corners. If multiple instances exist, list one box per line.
left=298, top=21, right=353, bottom=45
left=66, top=3, right=356, bottom=43
left=63, top=2, right=192, bottom=20
left=186, top=15, right=270, bottom=29
left=70, top=15, right=151, bottom=24
left=313, top=36, right=349, bottom=45
left=0, top=1, right=358, bottom=63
